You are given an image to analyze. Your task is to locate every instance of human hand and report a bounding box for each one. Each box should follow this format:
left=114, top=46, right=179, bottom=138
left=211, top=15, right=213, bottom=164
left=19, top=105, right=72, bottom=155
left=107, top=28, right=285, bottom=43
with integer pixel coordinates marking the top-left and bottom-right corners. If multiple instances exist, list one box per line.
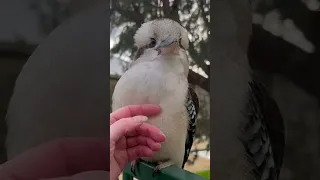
left=110, top=104, right=166, bottom=180
left=0, top=104, right=165, bottom=180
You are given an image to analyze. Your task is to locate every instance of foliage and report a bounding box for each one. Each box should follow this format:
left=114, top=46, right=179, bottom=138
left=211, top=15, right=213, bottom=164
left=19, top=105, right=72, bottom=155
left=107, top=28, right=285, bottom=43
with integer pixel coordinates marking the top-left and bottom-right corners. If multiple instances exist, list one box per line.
left=196, top=170, right=210, bottom=179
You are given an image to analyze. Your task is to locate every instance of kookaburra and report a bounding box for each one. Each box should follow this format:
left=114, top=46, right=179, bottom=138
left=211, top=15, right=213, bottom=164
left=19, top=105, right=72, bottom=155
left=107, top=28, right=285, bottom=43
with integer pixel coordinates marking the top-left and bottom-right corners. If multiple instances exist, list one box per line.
left=111, top=18, right=199, bottom=176
left=211, top=1, right=285, bottom=180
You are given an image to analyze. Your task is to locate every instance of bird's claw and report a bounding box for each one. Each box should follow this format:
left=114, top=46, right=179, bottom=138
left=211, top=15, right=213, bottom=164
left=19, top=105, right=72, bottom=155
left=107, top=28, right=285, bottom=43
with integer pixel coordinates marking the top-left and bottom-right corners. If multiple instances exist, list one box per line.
left=152, top=166, right=160, bottom=177
left=130, top=159, right=140, bottom=176
left=130, top=164, right=136, bottom=176
left=152, top=160, right=174, bottom=177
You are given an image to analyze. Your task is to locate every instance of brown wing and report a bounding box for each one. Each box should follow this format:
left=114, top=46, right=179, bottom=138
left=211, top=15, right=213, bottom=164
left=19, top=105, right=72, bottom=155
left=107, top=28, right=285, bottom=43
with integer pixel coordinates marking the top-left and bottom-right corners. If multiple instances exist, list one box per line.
left=242, top=76, right=285, bottom=180
left=188, top=86, right=200, bottom=115
left=182, top=85, right=200, bottom=168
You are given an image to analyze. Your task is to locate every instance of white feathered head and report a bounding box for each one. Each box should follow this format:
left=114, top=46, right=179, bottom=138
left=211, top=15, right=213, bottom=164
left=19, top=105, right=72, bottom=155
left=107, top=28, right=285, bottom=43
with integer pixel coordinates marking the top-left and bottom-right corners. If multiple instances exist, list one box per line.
left=132, top=18, right=190, bottom=75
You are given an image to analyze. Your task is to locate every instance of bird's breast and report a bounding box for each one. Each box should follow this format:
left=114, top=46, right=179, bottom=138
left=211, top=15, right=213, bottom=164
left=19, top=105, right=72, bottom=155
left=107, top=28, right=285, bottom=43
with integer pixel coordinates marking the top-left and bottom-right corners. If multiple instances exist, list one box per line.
left=112, top=60, right=189, bottom=165
left=112, top=61, right=188, bottom=111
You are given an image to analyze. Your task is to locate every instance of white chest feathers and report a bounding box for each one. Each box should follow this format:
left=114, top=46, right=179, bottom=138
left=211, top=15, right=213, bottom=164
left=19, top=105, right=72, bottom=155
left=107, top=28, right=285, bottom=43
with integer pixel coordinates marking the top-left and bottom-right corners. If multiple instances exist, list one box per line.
left=112, top=55, right=189, bottom=166
left=112, top=53, right=188, bottom=110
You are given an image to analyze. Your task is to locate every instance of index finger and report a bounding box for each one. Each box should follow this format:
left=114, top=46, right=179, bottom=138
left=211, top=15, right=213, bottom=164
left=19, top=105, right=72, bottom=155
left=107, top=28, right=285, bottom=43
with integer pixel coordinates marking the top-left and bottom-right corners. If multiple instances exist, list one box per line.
left=110, top=104, right=161, bottom=125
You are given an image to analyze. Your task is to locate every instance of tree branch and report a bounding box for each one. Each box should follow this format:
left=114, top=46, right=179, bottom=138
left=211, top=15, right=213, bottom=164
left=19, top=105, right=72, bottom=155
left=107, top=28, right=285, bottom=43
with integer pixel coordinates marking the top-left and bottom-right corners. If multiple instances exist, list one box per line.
left=168, top=0, right=181, bottom=22
left=188, top=70, right=209, bottom=92
left=162, top=0, right=169, bottom=16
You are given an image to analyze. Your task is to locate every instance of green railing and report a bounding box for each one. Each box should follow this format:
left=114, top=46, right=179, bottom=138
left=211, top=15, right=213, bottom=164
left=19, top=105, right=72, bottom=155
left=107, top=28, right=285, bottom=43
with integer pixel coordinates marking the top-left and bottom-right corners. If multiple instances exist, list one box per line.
left=122, top=161, right=208, bottom=180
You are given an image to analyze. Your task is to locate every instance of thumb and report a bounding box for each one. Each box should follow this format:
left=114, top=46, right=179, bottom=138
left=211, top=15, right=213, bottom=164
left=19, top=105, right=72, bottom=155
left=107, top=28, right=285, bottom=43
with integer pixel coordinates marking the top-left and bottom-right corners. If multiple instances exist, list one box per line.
left=110, top=115, right=148, bottom=143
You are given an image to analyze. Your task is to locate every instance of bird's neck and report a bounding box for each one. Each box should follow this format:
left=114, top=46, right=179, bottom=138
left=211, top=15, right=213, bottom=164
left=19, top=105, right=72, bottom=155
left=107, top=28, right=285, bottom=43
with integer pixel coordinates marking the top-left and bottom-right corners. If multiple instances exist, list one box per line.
left=132, top=50, right=188, bottom=78
left=164, top=55, right=189, bottom=78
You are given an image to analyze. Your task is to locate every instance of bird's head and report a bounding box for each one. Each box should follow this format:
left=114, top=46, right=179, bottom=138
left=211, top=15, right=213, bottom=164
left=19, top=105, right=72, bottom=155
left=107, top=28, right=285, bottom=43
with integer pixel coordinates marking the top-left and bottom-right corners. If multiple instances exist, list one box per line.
left=133, top=18, right=189, bottom=73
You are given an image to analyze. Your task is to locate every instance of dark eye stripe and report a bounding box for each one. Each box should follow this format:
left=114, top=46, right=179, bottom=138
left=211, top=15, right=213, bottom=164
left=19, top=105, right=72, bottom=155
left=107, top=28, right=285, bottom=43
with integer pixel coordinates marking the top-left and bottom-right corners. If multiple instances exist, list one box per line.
left=135, top=37, right=157, bottom=60
left=134, top=45, right=147, bottom=60
left=179, top=38, right=185, bottom=49
left=149, top=38, right=156, bottom=48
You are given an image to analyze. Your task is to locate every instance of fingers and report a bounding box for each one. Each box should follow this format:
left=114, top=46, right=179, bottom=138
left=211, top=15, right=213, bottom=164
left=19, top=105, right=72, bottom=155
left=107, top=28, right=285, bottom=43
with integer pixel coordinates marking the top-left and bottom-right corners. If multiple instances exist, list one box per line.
left=110, top=104, right=161, bottom=125
left=126, top=123, right=166, bottom=142
left=126, top=146, right=157, bottom=162
left=126, top=136, right=162, bottom=151
left=110, top=116, right=166, bottom=146
left=110, top=115, right=148, bottom=144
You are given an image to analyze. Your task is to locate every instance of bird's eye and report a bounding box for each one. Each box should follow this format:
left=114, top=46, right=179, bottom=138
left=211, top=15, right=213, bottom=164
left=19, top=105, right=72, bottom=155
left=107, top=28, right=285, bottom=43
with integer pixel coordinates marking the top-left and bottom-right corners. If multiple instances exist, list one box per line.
left=149, top=38, right=156, bottom=48
left=179, top=38, right=184, bottom=49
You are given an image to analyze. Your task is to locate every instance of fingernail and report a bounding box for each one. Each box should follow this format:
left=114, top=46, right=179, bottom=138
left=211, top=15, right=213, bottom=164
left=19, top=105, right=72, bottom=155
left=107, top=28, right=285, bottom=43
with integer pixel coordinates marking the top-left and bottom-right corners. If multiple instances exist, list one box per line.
left=156, top=143, right=162, bottom=150
left=160, top=131, right=166, bottom=138
left=133, top=115, right=148, bottom=122
left=141, top=116, right=148, bottom=122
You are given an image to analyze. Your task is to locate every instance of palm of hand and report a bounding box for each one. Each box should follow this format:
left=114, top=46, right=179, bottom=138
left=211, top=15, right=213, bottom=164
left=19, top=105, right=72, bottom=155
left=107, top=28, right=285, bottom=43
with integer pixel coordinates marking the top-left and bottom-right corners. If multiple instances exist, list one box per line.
left=111, top=136, right=128, bottom=175
left=109, top=105, right=165, bottom=180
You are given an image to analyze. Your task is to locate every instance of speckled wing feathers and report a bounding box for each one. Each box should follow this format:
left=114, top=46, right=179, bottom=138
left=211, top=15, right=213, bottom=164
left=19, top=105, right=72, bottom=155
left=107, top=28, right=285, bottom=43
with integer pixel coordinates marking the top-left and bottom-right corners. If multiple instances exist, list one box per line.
left=182, top=86, right=199, bottom=168
left=241, top=77, right=285, bottom=180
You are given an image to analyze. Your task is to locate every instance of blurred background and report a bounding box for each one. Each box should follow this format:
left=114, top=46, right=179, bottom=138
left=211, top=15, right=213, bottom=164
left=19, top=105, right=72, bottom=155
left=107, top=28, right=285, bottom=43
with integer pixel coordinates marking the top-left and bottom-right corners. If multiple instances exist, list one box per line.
left=110, top=0, right=211, bottom=179
left=0, top=0, right=320, bottom=179
left=0, top=0, right=71, bottom=164
left=249, top=0, right=320, bottom=179
left=0, top=0, right=107, bottom=163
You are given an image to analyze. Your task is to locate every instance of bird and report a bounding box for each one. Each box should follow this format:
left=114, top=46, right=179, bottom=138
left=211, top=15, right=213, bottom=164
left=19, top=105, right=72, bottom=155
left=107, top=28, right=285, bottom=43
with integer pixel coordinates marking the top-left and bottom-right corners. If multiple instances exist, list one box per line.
left=111, top=18, right=199, bottom=176
left=211, top=0, right=285, bottom=180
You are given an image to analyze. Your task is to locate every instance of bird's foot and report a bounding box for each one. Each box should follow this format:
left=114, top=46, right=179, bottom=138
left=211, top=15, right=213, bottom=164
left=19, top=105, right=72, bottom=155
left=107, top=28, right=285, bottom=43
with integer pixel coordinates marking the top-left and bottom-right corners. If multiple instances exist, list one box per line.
left=131, top=159, right=141, bottom=176
left=152, top=160, right=174, bottom=177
